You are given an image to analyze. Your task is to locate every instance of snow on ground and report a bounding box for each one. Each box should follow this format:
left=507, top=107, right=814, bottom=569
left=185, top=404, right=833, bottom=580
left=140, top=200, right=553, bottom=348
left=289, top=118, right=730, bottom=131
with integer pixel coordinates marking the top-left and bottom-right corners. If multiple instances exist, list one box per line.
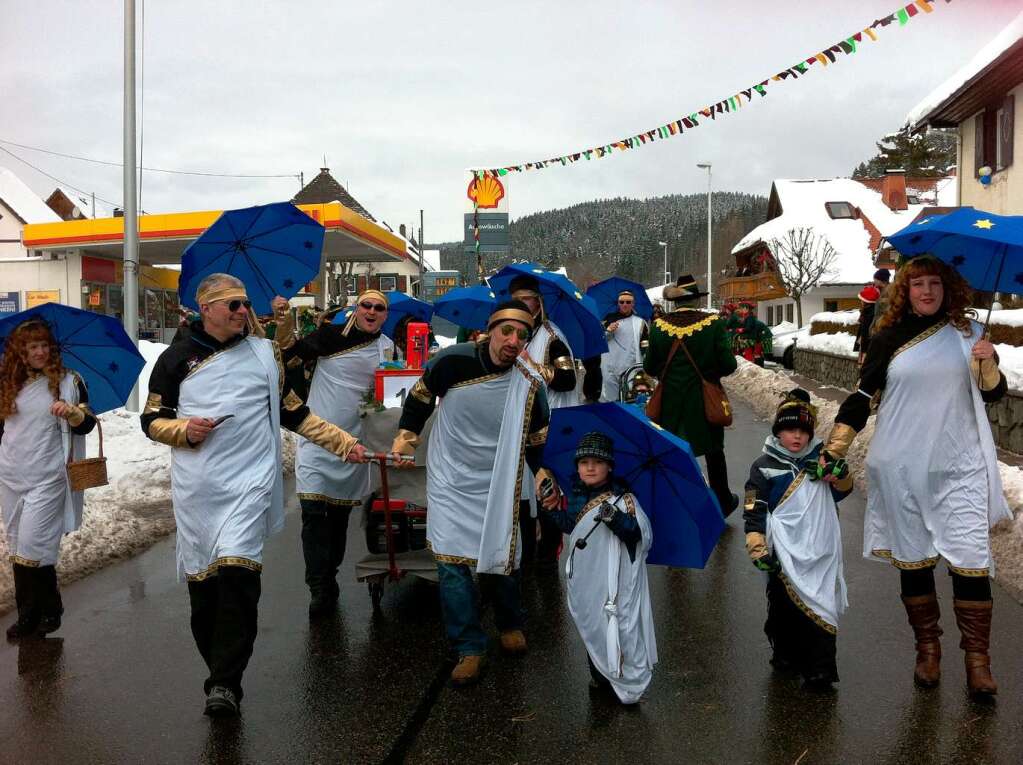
left=0, top=340, right=298, bottom=615
left=724, top=358, right=1023, bottom=603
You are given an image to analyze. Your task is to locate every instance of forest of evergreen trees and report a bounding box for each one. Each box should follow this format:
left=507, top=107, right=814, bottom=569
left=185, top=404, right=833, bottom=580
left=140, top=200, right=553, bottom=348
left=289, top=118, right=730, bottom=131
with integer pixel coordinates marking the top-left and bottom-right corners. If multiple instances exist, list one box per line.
left=438, top=191, right=767, bottom=292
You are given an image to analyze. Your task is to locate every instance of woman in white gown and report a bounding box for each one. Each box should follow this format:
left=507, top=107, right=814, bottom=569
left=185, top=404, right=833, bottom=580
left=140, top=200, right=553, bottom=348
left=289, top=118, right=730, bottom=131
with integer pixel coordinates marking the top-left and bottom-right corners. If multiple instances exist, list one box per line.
left=823, top=256, right=1010, bottom=698
left=0, top=319, right=97, bottom=639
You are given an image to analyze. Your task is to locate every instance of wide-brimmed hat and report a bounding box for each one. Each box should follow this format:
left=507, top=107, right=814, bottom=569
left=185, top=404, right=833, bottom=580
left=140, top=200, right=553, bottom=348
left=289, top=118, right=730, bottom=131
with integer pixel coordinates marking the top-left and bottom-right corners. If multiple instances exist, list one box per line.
left=663, top=274, right=709, bottom=302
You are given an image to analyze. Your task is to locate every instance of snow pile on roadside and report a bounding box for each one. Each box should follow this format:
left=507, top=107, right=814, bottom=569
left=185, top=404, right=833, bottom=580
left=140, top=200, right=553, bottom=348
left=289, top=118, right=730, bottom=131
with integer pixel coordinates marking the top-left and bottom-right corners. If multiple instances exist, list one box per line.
left=800, top=332, right=857, bottom=357
left=724, top=358, right=1023, bottom=602
left=809, top=310, right=859, bottom=326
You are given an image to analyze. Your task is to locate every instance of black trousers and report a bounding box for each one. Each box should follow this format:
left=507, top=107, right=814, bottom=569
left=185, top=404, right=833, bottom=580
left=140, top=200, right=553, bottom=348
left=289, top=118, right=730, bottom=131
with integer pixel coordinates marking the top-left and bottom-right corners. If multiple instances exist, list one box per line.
left=704, top=450, right=735, bottom=517
left=300, top=498, right=353, bottom=597
left=519, top=501, right=562, bottom=564
left=765, top=573, right=837, bottom=682
left=187, top=566, right=261, bottom=700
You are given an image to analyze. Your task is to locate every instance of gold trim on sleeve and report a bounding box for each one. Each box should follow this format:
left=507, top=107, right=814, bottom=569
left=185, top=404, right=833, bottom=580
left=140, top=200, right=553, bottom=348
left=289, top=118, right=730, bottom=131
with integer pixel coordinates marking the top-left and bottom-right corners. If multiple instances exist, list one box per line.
left=295, top=414, right=357, bottom=459
left=745, top=532, right=768, bottom=560
left=824, top=423, right=857, bottom=459
left=283, top=390, right=304, bottom=411
left=391, top=428, right=420, bottom=456
left=274, top=309, right=296, bottom=349
left=526, top=425, right=548, bottom=447
left=144, top=392, right=163, bottom=415
left=970, top=357, right=1002, bottom=391
left=410, top=378, right=433, bottom=404
left=553, top=355, right=574, bottom=371
left=65, top=405, right=86, bottom=427
left=147, top=418, right=193, bottom=449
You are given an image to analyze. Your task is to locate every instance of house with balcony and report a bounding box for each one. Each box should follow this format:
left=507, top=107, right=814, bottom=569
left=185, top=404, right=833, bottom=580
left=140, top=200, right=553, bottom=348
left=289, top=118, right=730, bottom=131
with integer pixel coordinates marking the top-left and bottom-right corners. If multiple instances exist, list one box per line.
left=907, top=10, right=1022, bottom=216
left=723, top=171, right=955, bottom=327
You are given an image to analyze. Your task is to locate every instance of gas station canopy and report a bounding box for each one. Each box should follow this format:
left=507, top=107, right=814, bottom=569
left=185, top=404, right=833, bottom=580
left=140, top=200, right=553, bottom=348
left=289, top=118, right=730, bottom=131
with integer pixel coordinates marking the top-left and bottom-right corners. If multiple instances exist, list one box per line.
left=21, top=200, right=408, bottom=266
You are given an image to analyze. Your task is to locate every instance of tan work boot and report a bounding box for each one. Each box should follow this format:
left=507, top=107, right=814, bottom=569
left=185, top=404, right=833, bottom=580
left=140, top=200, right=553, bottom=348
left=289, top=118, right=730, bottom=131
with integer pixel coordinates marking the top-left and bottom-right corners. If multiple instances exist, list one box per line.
left=450, top=654, right=483, bottom=687
left=953, top=599, right=997, bottom=697
left=901, top=593, right=942, bottom=687
left=499, top=629, right=528, bottom=655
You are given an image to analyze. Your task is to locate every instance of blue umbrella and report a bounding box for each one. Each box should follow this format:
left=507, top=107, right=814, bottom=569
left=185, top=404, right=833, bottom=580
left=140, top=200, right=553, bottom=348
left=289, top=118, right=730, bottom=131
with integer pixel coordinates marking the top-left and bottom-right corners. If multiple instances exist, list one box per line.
left=543, top=402, right=725, bottom=569
left=488, top=263, right=608, bottom=357
left=332, top=291, right=433, bottom=339
left=0, top=303, right=146, bottom=414
left=586, top=277, right=654, bottom=321
left=179, top=202, right=325, bottom=316
left=432, top=285, right=496, bottom=331
left=887, top=207, right=1023, bottom=325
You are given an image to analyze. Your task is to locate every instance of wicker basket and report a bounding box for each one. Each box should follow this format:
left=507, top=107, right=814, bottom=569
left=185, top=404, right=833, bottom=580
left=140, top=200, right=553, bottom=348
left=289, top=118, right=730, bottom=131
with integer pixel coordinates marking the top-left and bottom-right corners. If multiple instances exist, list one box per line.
left=67, top=417, right=108, bottom=492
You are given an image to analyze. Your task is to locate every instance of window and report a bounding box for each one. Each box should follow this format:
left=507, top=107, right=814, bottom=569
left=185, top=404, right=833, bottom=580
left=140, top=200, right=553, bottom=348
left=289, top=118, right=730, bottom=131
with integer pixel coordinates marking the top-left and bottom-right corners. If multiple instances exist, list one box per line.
left=975, top=94, right=1015, bottom=175
left=825, top=202, right=855, bottom=220
left=767, top=306, right=774, bottom=325
left=785, top=304, right=794, bottom=323
left=378, top=275, right=398, bottom=292
left=824, top=300, right=839, bottom=312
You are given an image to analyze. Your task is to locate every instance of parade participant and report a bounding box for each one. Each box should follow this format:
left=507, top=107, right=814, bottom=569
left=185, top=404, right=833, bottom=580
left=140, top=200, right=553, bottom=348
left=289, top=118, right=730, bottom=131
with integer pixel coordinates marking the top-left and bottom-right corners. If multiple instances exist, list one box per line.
left=867, top=267, right=893, bottom=336
left=644, top=275, right=739, bottom=515
left=539, top=432, right=656, bottom=704
left=0, top=320, right=97, bottom=639
left=732, top=301, right=772, bottom=366
left=744, top=389, right=851, bottom=689
left=389, top=300, right=550, bottom=687
left=822, top=256, right=1009, bottom=697
left=853, top=284, right=881, bottom=365
left=511, top=274, right=599, bottom=564
left=275, top=290, right=392, bottom=618
left=142, top=274, right=368, bottom=717
left=600, top=290, right=649, bottom=402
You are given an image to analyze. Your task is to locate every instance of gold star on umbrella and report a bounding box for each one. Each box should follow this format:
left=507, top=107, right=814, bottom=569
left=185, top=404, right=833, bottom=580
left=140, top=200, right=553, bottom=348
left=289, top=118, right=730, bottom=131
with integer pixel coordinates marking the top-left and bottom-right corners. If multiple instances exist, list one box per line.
left=973, top=219, right=995, bottom=230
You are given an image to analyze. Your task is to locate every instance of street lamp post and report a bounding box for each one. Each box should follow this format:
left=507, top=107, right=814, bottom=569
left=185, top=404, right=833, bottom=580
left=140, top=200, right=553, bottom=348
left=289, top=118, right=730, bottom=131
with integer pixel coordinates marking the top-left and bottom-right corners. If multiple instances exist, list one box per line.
left=123, top=0, right=140, bottom=412
left=697, top=162, right=712, bottom=309
left=657, top=241, right=668, bottom=286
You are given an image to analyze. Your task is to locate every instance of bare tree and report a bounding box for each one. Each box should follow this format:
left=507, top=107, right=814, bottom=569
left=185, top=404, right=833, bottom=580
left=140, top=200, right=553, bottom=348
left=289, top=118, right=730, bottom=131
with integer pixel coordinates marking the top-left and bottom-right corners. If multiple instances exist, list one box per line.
left=768, top=228, right=838, bottom=327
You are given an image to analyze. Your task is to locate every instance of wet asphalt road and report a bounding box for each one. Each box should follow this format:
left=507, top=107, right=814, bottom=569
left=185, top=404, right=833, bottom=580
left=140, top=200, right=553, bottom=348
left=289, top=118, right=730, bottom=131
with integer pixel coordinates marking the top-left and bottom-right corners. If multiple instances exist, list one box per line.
left=1, top=399, right=1022, bottom=764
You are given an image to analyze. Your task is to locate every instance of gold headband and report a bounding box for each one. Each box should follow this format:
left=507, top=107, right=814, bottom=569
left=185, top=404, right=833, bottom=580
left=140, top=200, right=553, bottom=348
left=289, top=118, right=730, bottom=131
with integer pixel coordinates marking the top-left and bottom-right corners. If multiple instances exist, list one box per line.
left=357, top=289, right=389, bottom=308
left=488, top=308, right=534, bottom=331
left=197, top=284, right=248, bottom=305
left=618, top=290, right=635, bottom=299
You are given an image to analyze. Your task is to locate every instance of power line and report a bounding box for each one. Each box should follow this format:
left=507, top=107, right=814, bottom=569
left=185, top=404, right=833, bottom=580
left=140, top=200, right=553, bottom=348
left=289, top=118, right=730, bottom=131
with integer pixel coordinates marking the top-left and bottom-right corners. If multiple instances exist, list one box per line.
left=0, top=143, right=122, bottom=209
left=0, top=137, right=301, bottom=179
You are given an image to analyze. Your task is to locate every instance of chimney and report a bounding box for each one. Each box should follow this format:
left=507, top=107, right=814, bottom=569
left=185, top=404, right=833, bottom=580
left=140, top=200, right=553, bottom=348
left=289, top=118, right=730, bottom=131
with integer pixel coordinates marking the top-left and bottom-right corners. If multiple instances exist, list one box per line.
left=881, top=169, right=907, bottom=211
left=399, top=223, right=407, bottom=238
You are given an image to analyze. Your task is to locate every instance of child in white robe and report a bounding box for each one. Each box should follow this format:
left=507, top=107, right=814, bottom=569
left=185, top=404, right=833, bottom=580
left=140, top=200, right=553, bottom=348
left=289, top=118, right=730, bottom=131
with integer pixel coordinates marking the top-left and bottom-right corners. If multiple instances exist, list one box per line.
left=540, top=431, right=656, bottom=704
left=743, top=389, right=852, bottom=689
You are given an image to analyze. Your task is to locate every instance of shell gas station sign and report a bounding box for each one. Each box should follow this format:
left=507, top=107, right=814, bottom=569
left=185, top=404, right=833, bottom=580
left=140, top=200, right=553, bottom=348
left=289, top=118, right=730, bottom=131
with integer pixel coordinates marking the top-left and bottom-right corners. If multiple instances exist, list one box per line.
left=463, top=173, right=509, bottom=253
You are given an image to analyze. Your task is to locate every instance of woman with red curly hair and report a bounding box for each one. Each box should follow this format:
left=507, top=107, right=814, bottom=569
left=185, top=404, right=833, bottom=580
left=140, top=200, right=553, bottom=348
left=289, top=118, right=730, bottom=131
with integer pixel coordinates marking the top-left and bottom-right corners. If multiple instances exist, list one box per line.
left=0, top=319, right=96, bottom=640
left=822, top=256, right=1010, bottom=698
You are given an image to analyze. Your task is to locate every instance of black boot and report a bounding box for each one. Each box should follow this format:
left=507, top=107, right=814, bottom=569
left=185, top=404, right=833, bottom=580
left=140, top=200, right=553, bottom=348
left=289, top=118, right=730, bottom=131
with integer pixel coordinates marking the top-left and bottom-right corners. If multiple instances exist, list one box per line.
left=5, top=563, right=40, bottom=641
left=35, top=566, right=63, bottom=636
left=301, top=501, right=338, bottom=619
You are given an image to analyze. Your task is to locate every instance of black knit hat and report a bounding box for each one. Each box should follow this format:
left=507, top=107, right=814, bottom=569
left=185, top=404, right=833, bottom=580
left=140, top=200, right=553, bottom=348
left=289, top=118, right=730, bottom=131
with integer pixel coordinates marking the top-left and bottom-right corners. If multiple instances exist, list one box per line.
left=873, top=268, right=891, bottom=284
left=772, top=388, right=817, bottom=437
left=574, top=431, right=615, bottom=467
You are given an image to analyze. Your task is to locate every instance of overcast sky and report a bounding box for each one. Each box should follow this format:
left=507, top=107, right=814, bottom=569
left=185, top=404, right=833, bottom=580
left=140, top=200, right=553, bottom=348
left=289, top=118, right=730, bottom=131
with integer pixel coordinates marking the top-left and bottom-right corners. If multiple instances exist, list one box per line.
left=1, top=0, right=1019, bottom=243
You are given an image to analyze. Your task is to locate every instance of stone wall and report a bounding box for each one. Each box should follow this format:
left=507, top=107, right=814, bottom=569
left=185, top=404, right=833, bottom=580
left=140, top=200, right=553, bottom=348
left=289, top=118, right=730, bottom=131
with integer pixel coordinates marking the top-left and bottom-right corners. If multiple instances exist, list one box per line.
left=794, top=347, right=1023, bottom=455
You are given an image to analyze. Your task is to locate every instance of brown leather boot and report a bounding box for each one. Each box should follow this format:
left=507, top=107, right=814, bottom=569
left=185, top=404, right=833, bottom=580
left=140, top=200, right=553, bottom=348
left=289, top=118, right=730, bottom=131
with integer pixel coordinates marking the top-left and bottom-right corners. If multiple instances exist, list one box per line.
left=953, top=599, right=997, bottom=697
left=901, top=593, right=942, bottom=687
left=450, top=655, right=483, bottom=687
left=499, top=630, right=528, bottom=655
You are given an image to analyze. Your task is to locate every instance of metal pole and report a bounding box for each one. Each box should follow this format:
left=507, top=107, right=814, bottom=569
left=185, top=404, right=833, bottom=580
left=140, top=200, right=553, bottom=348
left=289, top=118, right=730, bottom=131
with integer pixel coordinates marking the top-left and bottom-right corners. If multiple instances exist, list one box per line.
left=706, top=165, right=713, bottom=310
left=123, top=0, right=140, bottom=412
left=663, top=242, right=668, bottom=284
left=419, top=209, right=425, bottom=294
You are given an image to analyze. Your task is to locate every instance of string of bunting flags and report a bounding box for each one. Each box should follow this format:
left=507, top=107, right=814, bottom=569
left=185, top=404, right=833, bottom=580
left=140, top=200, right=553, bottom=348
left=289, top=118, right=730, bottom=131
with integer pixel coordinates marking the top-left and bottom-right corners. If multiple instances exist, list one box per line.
left=469, top=0, right=951, bottom=178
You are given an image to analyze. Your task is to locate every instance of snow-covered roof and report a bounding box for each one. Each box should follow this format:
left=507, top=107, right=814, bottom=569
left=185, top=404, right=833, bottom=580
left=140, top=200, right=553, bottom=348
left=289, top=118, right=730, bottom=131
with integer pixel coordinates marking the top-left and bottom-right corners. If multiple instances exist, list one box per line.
left=0, top=166, right=61, bottom=224
left=731, top=179, right=927, bottom=285
left=906, top=10, right=1023, bottom=128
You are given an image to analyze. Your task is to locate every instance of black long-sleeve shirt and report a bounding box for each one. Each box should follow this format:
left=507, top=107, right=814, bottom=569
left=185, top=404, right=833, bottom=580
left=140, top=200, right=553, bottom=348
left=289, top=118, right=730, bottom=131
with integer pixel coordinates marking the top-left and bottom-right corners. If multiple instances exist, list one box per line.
left=397, top=341, right=550, bottom=473
left=835, top=312, right=1007, bottom=433
left=282, top=322, right=382, bottom=364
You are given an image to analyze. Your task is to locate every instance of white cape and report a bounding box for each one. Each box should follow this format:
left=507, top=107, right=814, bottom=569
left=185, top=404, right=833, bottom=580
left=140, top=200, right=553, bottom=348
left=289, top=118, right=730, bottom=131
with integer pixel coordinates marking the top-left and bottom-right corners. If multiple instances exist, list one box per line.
left=601, top=314, right=645, bottom=402
left=566, top=492, right=657, bottom=704
left=767, top=473, right=847, bottom=633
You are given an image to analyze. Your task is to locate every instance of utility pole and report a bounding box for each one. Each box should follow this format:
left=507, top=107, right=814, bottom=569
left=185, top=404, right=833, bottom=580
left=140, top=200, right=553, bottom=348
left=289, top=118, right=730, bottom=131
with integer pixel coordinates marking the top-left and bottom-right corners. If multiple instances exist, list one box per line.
left=123, top=0, right=140, bottom=411
left=418, top=209, right=425, bottom=295
left=697, top=162, right=713, bottom=309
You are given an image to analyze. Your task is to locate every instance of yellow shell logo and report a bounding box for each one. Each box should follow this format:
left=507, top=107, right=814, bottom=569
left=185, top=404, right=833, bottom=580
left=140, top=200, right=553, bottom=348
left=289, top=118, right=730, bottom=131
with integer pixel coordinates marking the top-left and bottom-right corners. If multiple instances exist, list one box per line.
left=468, top=175, right=505, bottom=209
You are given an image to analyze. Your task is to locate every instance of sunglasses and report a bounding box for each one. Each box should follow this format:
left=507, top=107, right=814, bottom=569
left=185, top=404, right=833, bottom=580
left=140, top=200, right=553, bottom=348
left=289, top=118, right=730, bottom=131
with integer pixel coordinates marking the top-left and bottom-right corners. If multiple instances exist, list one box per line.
left=359, top=302, right=387, bottom=312
left=499, top=324, right=530, bottom=341
left=618, top=299, right=634, bottom=304
left=212, top=299, right=252, bottom=312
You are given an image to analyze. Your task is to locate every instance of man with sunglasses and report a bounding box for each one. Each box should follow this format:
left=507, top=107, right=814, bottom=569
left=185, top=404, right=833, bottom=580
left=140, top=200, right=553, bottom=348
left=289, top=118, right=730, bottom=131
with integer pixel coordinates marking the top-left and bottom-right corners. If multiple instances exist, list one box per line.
left=273, top=289, right=392, bottom=618
left=142, top=273, right=369, bottom=718
left=390, top=300, right=551, bottom=687
left=600, top=289, right=649, bottom=402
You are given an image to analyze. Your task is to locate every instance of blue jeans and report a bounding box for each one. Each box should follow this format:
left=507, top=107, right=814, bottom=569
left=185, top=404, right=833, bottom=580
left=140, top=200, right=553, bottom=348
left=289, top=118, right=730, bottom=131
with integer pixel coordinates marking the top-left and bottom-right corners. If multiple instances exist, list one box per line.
left=436, top=563, right=523, bottom=657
